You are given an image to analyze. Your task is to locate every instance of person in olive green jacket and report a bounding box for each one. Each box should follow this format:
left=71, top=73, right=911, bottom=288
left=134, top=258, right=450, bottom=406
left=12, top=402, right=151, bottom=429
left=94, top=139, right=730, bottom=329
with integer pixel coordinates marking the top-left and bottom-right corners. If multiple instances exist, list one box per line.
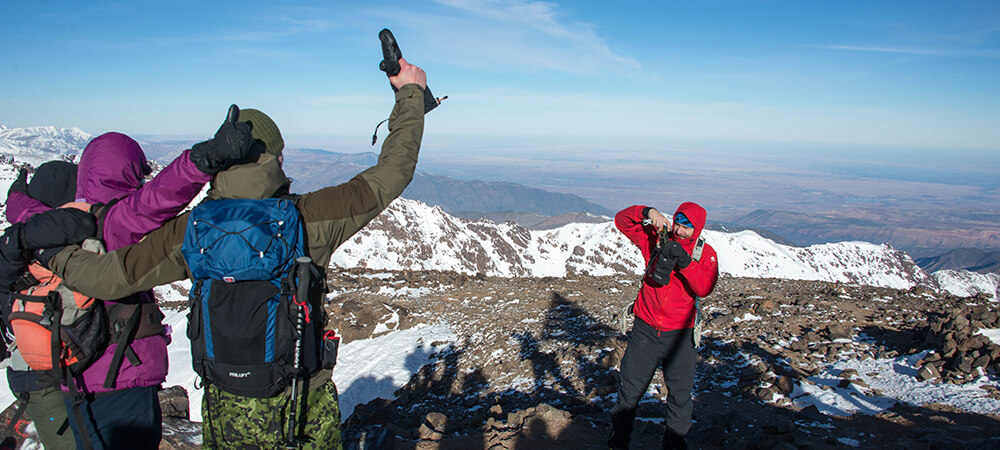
left=40, top=58, right=427, bottom=449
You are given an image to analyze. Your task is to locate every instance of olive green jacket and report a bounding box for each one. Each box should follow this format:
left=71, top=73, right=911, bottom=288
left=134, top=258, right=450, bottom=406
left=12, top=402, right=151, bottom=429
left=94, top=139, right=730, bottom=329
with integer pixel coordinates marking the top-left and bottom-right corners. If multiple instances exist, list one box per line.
left=48, top=84, right=424, bottom=301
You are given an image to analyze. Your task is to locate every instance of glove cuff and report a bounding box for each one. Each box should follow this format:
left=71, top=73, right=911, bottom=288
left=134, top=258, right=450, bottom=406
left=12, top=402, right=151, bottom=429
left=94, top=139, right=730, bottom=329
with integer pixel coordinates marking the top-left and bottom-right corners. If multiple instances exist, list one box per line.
left=33, top=247, right=62, bottom=270
left=190, top=141, right=222, bottom=174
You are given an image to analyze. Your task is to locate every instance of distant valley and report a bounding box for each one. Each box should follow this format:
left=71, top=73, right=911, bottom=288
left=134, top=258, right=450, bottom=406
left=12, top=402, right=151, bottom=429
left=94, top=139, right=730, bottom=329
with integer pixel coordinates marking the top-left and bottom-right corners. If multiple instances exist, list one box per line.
left=3, top=124, right=999, bottom=276
left=257, top=148, right=613, bottom=219
left=727, top=208, right=1000, bottom=262
left=915, top=248, right=1000, bottom=275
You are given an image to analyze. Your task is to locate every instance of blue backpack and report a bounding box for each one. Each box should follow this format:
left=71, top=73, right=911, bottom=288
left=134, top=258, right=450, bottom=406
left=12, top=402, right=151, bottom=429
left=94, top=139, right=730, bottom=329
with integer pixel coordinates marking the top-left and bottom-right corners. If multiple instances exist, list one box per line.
left=181, top=198, right=336, bottom=398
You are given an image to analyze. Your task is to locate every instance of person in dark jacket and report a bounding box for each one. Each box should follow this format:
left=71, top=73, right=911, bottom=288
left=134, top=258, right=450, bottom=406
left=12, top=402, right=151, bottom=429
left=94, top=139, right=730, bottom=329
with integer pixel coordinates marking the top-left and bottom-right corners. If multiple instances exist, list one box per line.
left=1, top=122, right=255, bottom=449
left=2, top=161, right=82, bottom=450
left=609, top=203, right=719, bottom=450
left=35, top=57, right=427, bottom=449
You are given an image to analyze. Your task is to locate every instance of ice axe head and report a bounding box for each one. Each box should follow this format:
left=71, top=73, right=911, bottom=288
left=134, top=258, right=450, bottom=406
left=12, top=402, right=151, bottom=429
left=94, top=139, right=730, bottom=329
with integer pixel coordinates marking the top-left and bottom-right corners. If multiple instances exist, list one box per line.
left=378, top=28, right=402, bottom=76
left=227, top=104, right=240, bottom=124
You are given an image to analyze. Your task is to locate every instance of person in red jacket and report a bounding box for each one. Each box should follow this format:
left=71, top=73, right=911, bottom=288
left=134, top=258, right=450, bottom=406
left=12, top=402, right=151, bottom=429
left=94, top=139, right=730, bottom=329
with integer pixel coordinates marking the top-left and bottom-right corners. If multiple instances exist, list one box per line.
left=609, top=202, right=719, bottom=450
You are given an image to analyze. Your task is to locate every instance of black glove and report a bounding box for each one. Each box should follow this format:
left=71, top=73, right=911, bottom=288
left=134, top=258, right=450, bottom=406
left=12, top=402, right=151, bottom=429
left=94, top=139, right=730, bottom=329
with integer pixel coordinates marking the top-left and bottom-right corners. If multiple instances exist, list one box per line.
left=650, top=255, right=676, bottom=285
left=7, top=168, right=28, bottom=196
left=662, top=241, right=692, bottom=269
left=21, top=208, right=97, bottom=251
left=648, top=250, right=677, bottom=286
left=190, top=105, right=255, bottom=175
left=24, top=208, right=98, bottom=269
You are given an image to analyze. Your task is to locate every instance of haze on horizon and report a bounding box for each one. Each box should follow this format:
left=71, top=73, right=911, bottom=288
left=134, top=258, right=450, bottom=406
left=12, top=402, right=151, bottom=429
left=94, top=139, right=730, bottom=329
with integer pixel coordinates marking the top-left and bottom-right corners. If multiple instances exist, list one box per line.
left=2, top=0, right=997, bottom=221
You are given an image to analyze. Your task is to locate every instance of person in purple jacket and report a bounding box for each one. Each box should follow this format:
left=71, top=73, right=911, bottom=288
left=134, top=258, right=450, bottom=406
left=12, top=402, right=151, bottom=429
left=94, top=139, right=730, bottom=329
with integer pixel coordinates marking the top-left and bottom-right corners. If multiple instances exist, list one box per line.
left=1, top=114, right=255, bottom=449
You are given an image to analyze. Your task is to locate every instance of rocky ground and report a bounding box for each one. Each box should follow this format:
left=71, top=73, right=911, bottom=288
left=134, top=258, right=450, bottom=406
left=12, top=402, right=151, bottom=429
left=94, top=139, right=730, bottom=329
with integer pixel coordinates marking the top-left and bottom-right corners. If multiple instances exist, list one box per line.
left=4, top=269, right=997, bottom=449
left=326, top=268, right=1000, bottom=450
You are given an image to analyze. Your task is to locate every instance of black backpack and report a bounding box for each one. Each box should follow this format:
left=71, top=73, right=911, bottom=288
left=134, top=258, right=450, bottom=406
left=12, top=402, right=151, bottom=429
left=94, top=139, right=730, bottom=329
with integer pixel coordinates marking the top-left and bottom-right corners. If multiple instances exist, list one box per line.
left=181, top=198, right=338, bottom=398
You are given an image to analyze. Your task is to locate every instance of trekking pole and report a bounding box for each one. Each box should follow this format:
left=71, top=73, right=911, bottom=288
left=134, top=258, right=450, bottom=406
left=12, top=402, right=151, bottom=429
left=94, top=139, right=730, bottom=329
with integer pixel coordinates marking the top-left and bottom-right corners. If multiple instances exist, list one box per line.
left=285, top=256, right=312, bottom=449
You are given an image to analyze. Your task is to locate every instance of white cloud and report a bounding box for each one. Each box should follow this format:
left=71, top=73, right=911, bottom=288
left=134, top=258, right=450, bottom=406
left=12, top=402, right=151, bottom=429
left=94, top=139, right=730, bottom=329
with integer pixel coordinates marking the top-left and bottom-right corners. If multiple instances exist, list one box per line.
left=823, top=45, right=1000, bottom=59
left=400, top=0, right=640, bottom=73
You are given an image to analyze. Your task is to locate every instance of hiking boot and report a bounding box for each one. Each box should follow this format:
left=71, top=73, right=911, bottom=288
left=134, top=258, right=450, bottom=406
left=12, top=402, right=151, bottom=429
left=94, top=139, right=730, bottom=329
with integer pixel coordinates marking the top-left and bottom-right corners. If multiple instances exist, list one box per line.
left=662, top=429, right=689, bottom=450
left=607, top=410, right=634, bottom=450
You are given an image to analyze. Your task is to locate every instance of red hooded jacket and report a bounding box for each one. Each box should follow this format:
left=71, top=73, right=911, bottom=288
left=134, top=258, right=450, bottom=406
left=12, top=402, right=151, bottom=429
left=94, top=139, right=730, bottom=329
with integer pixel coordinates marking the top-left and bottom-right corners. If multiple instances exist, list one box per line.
left=615, top=203, right=719, bottom=332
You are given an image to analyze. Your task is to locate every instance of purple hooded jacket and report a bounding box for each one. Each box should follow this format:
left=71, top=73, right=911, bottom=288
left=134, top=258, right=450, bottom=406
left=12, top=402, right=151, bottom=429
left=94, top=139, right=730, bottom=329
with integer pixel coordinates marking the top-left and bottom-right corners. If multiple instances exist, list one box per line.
left=12, top=132, right=211, bottom=394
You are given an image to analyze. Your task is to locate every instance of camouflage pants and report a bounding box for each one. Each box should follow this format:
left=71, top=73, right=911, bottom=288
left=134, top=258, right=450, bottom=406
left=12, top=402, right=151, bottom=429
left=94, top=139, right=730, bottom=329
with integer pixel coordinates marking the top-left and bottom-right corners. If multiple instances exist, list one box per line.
left=201, top=380, right=342, bottom=450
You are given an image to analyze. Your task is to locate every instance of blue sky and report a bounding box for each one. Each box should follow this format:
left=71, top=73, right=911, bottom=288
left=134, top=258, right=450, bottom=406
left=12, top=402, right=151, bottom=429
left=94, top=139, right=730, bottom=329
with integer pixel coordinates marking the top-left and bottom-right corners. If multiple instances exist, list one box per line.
left=2, top=0, right=998, bottom=156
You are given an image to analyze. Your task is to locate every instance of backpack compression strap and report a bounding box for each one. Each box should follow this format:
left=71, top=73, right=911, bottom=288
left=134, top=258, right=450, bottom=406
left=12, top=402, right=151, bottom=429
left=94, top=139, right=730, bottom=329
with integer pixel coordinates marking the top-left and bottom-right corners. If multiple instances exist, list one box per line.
left=103, top=306, right=142, bottom=389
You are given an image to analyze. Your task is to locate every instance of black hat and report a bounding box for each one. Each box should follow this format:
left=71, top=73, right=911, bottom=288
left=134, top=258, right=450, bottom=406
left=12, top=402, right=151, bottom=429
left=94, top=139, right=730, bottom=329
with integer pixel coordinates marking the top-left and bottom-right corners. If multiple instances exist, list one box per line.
left=28, top=160, right=78, bottom=207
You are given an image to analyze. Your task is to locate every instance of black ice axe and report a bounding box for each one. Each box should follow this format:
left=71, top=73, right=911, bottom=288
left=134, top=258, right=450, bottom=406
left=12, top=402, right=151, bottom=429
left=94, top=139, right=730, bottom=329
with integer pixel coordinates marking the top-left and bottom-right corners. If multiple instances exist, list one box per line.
left=372, top=28, right=446, bottom=145
left=379, top=28, right=444, bottom=114
left=227, top=104, right=240, bottom=124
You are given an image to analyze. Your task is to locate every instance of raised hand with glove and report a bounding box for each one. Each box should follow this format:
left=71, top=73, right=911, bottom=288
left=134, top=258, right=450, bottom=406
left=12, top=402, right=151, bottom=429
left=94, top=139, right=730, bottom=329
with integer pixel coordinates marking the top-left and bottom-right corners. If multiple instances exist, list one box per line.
left=7, top=168, right=28, bottom=197
left=190, top=105, right=258, bottom=175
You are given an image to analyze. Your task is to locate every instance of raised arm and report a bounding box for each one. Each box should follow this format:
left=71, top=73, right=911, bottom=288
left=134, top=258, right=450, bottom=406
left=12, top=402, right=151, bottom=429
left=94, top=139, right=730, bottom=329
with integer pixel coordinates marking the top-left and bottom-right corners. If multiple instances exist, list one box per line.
left=615, top=205, right=658, bottom=260
left=297, top=82, right=425, bottom=267
left=5, top=168, right=51, bottom=224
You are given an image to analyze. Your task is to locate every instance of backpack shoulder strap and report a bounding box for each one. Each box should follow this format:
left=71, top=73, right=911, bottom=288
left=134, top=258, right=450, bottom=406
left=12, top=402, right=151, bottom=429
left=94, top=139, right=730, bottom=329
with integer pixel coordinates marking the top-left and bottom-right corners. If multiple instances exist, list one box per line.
left=88, top=197, right=121, bottom=242
left=691, top=236, right=706, bottom=262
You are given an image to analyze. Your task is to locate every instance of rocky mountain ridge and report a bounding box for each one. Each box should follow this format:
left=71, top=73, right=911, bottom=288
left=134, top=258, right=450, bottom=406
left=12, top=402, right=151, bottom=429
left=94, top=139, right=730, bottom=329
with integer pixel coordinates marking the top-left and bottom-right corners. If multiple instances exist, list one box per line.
left=327, top=197, right=1000, bottom=300
left=0, top=151, right=996, bottom=301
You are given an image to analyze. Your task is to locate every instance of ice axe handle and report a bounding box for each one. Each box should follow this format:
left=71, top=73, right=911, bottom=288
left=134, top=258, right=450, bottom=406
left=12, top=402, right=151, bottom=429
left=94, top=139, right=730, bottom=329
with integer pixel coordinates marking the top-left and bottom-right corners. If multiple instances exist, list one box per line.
left=378, top=28, right=440, bottom=114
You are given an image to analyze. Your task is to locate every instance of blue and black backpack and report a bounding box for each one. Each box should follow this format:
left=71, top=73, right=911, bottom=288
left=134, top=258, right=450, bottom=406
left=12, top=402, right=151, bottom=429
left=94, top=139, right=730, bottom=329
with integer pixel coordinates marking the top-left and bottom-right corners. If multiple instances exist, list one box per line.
left=181, top=197, right=337, bottom=398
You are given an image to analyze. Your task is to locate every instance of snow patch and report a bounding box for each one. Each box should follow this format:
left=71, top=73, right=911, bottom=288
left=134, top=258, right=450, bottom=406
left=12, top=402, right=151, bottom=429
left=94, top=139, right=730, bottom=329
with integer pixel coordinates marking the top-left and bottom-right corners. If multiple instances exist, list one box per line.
left=333, top=323, right=456, bottom=420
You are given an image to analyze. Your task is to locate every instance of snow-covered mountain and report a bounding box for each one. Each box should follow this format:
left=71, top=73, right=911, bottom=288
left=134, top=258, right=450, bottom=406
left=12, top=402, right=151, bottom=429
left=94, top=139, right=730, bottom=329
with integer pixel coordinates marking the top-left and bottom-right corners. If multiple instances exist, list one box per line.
left=329, top=198, right=958, bottom=292
left=933, top=269, right=1000, bottom=299
left=0, top=123, right=996, bottom=299
left=0, top=124, right=93, bottom=167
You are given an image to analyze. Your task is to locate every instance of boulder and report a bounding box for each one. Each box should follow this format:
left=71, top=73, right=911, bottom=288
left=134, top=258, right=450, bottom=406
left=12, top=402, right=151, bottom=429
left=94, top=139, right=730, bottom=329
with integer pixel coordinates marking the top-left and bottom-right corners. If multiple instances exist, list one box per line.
left=774, top=376, right=795, bottom=396
left=425, top=412, right=448, bottom=433
left=917, top=364, right=939, bottom=381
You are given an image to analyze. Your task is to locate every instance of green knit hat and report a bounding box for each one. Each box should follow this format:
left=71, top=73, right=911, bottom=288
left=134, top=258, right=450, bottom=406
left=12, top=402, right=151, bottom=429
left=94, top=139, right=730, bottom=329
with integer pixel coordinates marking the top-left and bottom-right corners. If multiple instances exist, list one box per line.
left=237, top=108, right=284, bottom=157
